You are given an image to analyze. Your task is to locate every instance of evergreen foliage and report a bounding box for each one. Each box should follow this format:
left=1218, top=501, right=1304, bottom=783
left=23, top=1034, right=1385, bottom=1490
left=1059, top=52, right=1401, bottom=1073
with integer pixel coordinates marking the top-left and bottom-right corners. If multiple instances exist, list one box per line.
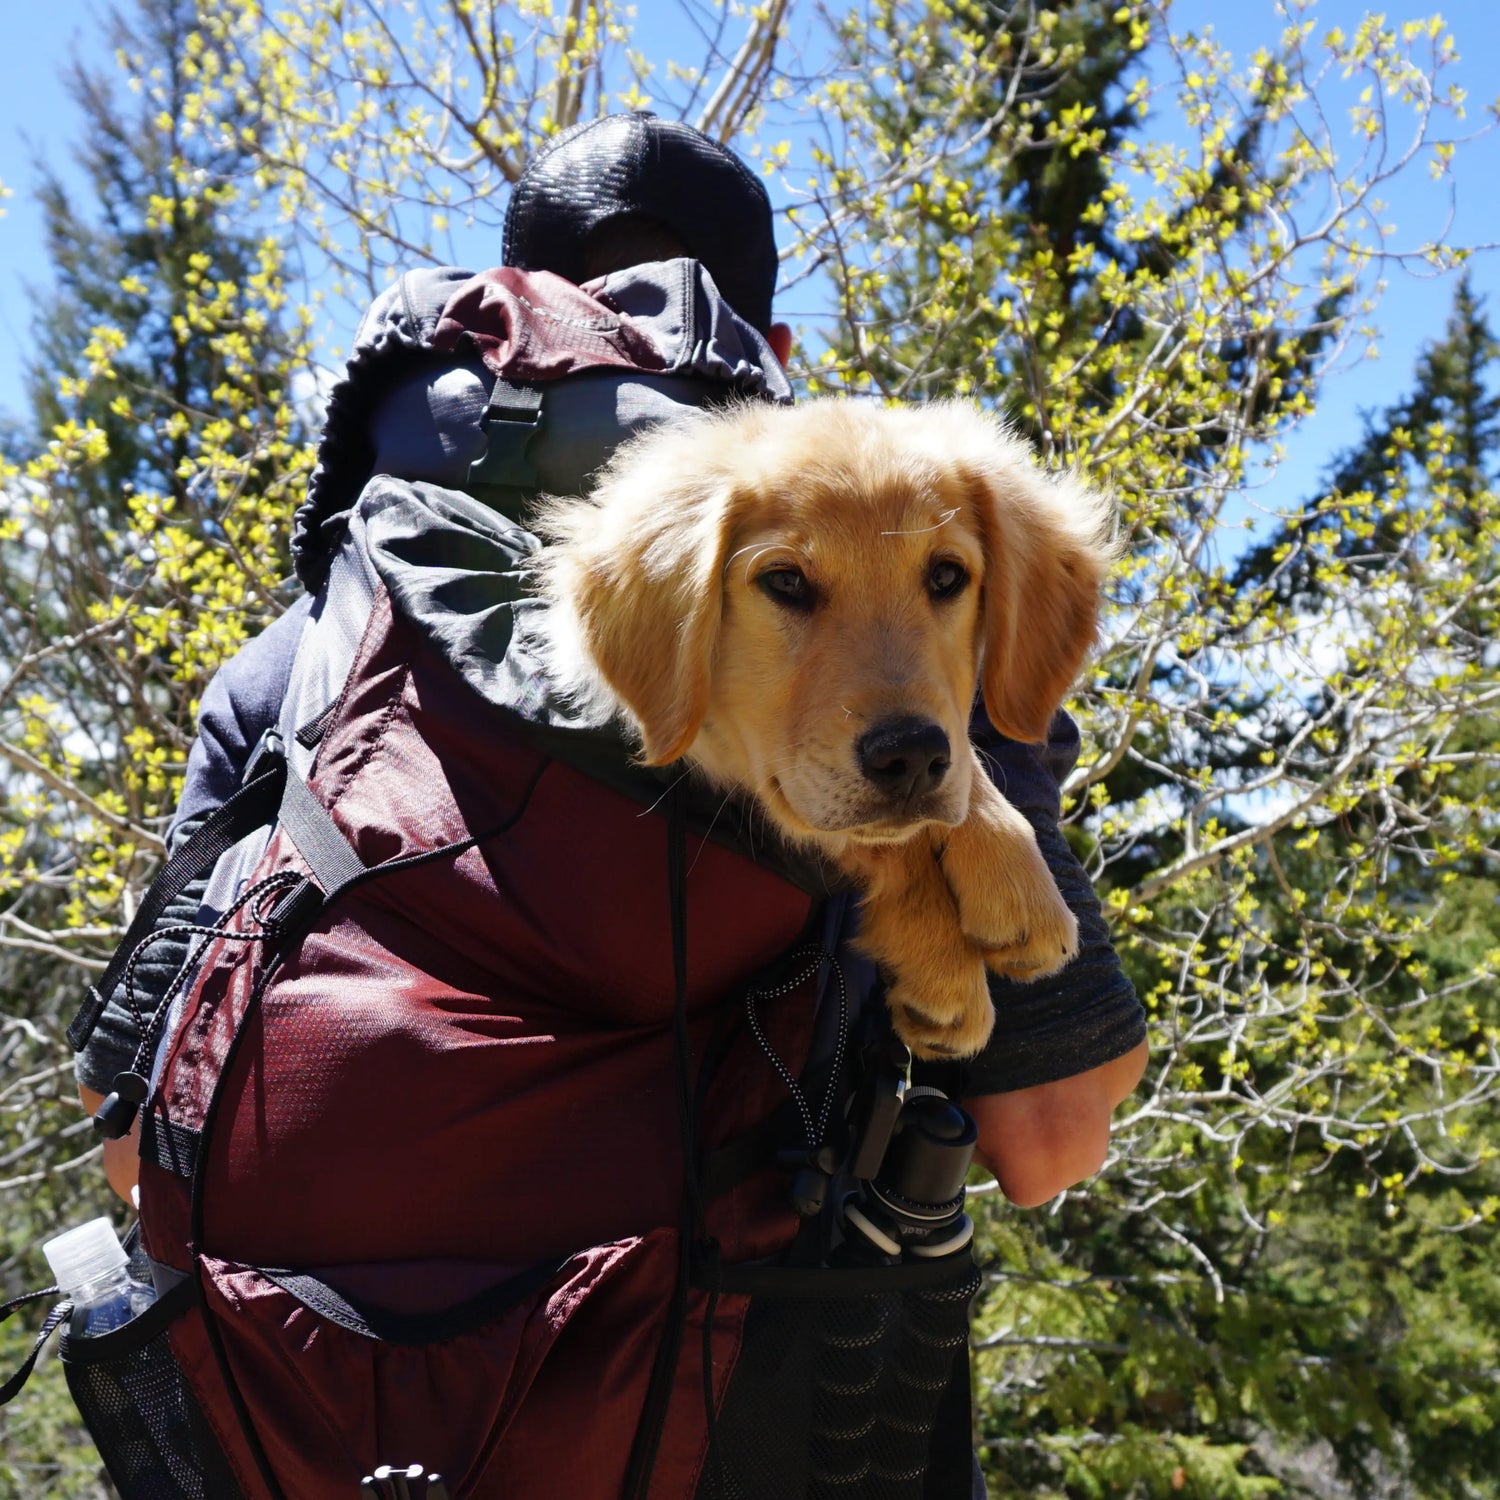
left=27, top=0, right=274, bottom=508
left=972, top=275, right=1500, bottom=1498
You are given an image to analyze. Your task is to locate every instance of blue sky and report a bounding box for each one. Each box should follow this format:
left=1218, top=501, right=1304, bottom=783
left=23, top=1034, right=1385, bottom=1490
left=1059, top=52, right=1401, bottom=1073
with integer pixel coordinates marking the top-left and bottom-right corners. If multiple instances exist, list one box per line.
left=2, top=0, right=1498, bottom=512
left=0, top=0, right=95, bottom=421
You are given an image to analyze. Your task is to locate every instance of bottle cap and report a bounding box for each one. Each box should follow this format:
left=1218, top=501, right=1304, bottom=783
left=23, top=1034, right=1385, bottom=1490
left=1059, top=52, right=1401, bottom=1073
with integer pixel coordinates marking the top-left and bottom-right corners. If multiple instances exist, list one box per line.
left=42, top=1218, right=128, bottom=1295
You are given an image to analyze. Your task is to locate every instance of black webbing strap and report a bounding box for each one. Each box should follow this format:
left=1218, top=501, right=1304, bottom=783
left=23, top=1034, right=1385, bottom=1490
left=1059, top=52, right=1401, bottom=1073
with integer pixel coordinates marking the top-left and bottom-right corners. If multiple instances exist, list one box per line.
left=0, top=1289, right=70, bottom=1406
left=481, top=377, right=545, bottom=425
left=277, top=770, right=367, bottom=896
left=466, top=377, right=546, bottom=490
left=623, top=779, right=700, bottom=1500
left=692, top=1250, right=977, bottom=1299
left=67, top=753, right=290, bottom=1053
left=264, top=764, right=370, bottom=938
left=699, top=1102, right=795, bottom=1205
left=698, top=1051, right=845, bottom=1206
left=67, top=719, right=372, bottom=1056
left=140, top=1108, right=201, bottom=1180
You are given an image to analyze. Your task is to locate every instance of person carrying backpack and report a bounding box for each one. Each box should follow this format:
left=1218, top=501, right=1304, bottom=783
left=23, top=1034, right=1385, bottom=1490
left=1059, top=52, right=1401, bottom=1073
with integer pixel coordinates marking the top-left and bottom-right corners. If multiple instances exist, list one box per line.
left=45, top=114, right=1145, bottom=1499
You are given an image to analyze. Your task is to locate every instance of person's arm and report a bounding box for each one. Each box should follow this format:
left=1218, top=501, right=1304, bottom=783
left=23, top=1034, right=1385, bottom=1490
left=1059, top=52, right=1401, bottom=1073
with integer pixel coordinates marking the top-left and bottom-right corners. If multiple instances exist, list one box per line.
left=78, top=1084, right=142, bottom=1205
left=954, top=709, right=1148, bottom=1205
left=968, top=1039, right=1146, bottom=1206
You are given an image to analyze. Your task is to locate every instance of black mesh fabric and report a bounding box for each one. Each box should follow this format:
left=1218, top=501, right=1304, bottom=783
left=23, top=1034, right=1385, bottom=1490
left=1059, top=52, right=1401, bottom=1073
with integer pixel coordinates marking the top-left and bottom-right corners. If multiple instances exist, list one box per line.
left=58, top=1253, right=242, bottom=1500
left=696, top=1258, right=982, bottom=1500
left=60, top=1326, right=242, bottom=1500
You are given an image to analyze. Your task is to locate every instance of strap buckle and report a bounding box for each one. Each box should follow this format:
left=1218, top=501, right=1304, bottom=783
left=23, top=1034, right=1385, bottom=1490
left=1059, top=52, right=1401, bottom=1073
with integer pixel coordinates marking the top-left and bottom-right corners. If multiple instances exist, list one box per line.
left=466, top=378, right=546, bottom=491
left=243, top=727, right=287, bottom=786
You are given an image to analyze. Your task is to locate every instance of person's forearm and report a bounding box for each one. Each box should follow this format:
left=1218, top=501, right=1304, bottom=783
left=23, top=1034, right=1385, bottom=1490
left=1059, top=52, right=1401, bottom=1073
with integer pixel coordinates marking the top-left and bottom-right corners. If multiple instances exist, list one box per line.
left=965, top=1038, right=1147, bottom=1208
left=79, top=1084, right=141, bottom=1206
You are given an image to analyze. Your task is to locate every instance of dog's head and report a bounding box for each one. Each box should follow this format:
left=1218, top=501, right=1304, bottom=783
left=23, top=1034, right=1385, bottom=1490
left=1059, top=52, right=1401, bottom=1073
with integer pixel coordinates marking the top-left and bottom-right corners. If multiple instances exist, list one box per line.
left=535, top=399, right=1115, bottom=851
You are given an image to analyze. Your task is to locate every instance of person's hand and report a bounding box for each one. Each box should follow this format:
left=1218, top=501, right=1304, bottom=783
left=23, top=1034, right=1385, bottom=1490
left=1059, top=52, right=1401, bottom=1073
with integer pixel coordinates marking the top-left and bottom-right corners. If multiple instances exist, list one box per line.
left=78, top=1085, right=141, bottom=1206
left=964, top=1038, right=1147, bottom=1207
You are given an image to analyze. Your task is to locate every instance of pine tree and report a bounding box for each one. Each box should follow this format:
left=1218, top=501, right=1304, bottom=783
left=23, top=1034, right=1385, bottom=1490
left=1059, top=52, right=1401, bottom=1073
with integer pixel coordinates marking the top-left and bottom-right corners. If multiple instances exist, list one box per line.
left=1, top=2, right=1492, bottom=1492
left=28, top=2, right=239, bottom=507
left=1, top=0, right=310, bottom=813
left=1237, top=274, right=1500, bottom=608
left=19, top=0, right=304, bottom=583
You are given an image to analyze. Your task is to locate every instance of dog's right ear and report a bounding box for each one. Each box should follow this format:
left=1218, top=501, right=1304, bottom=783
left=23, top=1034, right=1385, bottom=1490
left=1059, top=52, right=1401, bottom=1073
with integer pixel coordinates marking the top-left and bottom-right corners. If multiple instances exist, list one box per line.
left=540, top=461, right=739, bottom=766
left=960, top=431, right=1116, bottom=745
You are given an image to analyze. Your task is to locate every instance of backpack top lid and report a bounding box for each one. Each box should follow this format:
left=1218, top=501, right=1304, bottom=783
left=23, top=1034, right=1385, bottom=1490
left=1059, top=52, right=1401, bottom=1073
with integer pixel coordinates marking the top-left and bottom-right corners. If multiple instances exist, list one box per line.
left=503, top=112, right=778, bottom=335
left=288, top=258, right=789, bottom=592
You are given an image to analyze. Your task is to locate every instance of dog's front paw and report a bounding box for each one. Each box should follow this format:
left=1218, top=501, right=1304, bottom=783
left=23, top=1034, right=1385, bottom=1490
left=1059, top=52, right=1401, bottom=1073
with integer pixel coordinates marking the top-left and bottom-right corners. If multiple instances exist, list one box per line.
left=886, top=955, right=996, bottom=1060
left=939, top=784, right=1080, bottom=982
left=974, top=879, right=1078, bottom=981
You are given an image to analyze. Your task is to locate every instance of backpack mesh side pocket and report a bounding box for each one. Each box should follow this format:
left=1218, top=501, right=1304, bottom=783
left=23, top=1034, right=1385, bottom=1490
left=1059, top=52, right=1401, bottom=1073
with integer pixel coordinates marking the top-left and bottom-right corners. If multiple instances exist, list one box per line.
left=695, top=1253, right=982, bottom=1500
left=59, top=1275, right=243, bottom=1500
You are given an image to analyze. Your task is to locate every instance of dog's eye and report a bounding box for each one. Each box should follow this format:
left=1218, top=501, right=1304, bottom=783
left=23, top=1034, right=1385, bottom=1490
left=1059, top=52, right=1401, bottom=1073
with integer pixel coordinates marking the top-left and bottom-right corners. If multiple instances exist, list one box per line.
left=760, top=567, right=814, bottom=609
left=928, top=560, right=969, bottom=600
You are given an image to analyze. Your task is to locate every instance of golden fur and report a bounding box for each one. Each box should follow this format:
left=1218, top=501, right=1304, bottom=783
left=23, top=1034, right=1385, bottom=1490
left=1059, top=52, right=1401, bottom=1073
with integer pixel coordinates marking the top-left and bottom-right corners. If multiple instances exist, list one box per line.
left=534, top=398, right=1115, bottom=1059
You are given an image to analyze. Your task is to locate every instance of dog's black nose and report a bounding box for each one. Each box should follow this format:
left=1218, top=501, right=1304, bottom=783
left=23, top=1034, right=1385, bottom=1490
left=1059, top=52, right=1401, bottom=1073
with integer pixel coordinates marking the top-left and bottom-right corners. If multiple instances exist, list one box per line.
left=856, top=718, right=951, bottom=802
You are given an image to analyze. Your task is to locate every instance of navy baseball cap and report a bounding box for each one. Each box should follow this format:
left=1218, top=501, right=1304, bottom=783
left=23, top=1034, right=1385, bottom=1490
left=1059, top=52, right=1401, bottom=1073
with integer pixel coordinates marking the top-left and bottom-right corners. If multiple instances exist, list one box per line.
left=503, top=113, right=778, bottom=333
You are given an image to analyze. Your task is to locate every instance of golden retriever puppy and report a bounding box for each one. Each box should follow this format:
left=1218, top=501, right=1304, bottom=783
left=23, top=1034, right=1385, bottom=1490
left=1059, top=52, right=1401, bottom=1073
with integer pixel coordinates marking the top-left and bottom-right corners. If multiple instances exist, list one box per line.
left=534, top=399, right=1115, bottom=1059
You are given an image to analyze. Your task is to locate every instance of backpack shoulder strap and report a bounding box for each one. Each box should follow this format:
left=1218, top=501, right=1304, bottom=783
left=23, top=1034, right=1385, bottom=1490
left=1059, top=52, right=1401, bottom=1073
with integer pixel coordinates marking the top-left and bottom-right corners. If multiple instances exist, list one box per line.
left=66, top=742, right=290, bottom=1055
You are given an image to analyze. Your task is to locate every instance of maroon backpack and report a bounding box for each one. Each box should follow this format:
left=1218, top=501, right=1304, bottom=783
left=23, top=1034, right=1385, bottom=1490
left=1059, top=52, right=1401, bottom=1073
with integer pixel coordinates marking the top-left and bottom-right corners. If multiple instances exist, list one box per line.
left=13, top=262, right=981, bottom=1500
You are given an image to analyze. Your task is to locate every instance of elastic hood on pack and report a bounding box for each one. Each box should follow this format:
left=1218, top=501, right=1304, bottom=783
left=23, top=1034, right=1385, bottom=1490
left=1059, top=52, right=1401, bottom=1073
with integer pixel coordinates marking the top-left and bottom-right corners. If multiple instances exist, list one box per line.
left=289, top=260, right=791, bottom=592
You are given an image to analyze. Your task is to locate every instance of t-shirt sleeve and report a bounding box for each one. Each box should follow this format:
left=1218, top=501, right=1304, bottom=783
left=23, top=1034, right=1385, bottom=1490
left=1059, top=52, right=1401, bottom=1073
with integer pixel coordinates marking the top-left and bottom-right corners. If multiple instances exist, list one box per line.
left=171, top=594, right=313, bottom=833
left=959, top=710, right=1146, bottom=1096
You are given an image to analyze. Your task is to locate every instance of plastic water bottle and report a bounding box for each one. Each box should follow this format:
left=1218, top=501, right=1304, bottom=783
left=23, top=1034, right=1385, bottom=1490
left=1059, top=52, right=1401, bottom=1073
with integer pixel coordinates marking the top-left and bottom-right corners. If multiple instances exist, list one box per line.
left=42, top=1218, right=155, bottom=1335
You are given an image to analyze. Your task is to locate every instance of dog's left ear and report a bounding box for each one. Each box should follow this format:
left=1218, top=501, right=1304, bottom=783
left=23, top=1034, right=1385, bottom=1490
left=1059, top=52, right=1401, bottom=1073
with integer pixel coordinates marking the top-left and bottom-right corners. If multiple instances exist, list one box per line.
left=966, top=448, right=1115, bottom=744
left=549, top=465, right=740, bottom=766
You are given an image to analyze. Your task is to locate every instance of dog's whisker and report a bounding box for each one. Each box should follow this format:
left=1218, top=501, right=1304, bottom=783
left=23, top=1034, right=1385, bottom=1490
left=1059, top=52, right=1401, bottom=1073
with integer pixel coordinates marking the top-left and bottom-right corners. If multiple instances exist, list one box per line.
left=535, top=397, right=1112, bottom=1064
left=759, top=748, right=807, bottom=772
left=757, top=756, right=813, bottom=788
left=880, top=507, right=959, bottom=537
left=687, top=786, right=741, bottom=876
left=636, top=767, right=694, bottom=818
